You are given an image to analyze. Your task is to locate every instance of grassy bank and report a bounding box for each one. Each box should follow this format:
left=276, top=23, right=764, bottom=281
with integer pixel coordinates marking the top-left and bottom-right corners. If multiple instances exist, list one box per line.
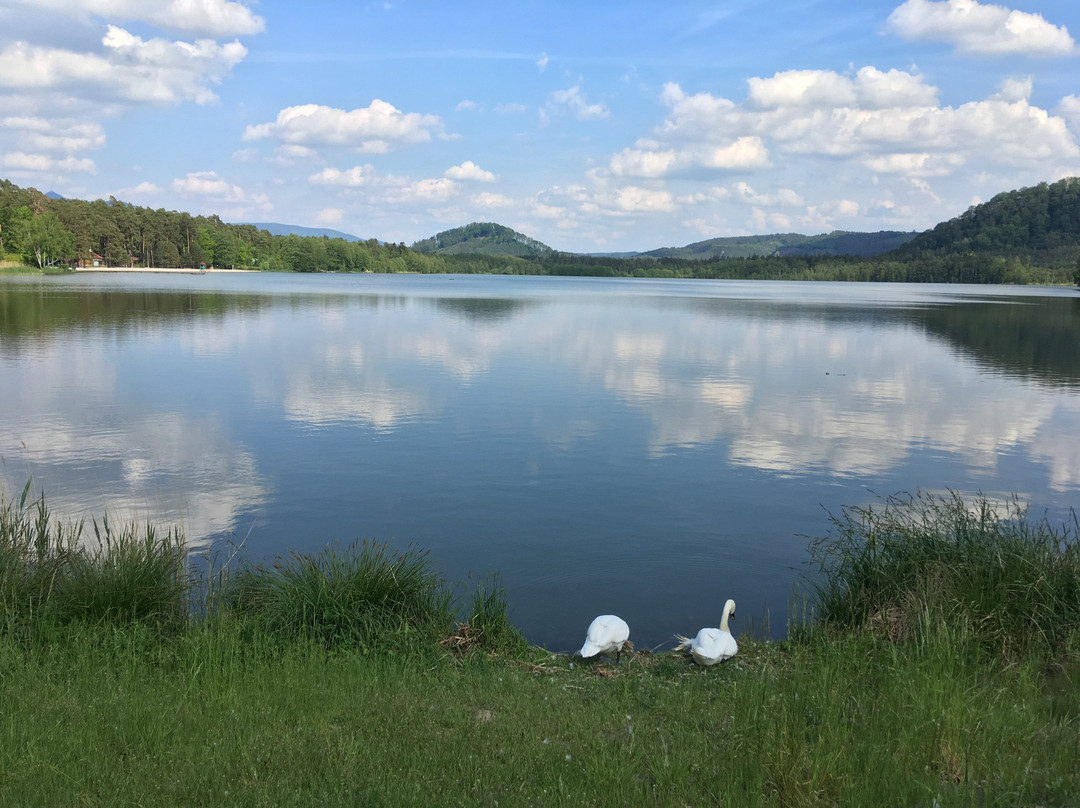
left=2, top=485, right=1078, bottom=805
left=0, top=260, right=74, bottom=275
left=0, top=259, right=31, bottom=275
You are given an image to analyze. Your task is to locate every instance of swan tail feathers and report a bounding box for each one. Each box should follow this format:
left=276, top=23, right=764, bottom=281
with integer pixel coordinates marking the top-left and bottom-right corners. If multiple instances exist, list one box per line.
left=673, top=634, right=692, bottom=652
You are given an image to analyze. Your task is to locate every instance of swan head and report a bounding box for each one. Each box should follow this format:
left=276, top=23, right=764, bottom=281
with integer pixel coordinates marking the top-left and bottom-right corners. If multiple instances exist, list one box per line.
left=720, top=599, right=736, bottom=631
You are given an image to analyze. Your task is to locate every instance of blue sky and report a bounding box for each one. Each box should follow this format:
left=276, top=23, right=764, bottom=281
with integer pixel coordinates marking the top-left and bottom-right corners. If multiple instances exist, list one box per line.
left=1, top=0, right=1078, bottom=252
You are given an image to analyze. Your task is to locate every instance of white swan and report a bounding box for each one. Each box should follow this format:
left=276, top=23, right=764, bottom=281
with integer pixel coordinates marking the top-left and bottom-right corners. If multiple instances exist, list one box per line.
left=579, top=614, right=630, bottom=663
left=674, top=599, right=737, bottom=666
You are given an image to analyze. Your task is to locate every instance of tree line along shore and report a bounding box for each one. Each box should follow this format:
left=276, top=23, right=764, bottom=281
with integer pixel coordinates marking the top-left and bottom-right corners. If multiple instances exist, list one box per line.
left=3, top=176, right=1080, bottom=285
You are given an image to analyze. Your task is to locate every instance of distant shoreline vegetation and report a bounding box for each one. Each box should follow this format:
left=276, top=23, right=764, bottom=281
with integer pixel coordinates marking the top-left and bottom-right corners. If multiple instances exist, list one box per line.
left=3, top=177, right=1079, bottom=285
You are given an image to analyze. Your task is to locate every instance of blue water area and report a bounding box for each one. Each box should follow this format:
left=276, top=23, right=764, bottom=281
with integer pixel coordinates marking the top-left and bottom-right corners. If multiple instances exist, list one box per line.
left=2, top=273, right=1078, bottom=650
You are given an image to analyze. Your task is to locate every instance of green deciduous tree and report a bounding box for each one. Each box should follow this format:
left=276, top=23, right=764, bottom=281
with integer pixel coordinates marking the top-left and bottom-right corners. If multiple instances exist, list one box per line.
left=1, top=205, right=32, bottom=256
left=25, top=211, right=76, bottom=268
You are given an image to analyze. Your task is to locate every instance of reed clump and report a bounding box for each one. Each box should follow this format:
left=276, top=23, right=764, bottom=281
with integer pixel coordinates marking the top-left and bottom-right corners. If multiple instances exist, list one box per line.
left=442, top=572, right=528, bottom=657
left=1, top=482, right=190, bottom=633
left=54, top=514, right=189, bottom=628
left=806, top=490, right=1080, bottom=661
left=2, top=484, right=519, bottom=656
left=223, top=541, right=456, bottom=651
left=1, top=482, right=72, bottom=630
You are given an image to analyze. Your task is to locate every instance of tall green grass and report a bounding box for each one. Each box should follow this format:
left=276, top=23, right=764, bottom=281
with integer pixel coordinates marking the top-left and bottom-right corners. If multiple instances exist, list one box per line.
left=224, top=541, right=455, bottom=650
left=1, top=484, right=521, bottom=658
left=0, top=481, right=74, bottom=630
left=1, top=481, right=191, bottom=634
left=440, top=572, right=528, bottom=658
left=2, top=620, right=1077, bottom=806
left=806, top=490, right=1080, bottom=660
left=55, top=514, right=189, bottom=628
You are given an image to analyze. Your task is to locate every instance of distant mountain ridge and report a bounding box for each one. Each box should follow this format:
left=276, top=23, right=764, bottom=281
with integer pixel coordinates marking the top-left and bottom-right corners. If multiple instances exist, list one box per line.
left=415, top=177, right=1080, bottom=261
left=411, top=222, right=554, bottom=257
left=236, top=222, right=363, bottom=242
left=643, top=230, right=918, bottom=260
left=414, top=223, right=916, bottom=260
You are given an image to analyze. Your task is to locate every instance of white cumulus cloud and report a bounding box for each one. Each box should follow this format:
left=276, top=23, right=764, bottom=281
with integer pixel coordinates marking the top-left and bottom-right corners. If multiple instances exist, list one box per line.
left=172, top=170, right=246, bottom=202
left=615, top=186, right=676, bottom=212
left=609, top=136, right=769, bottom=178
left=1057, top=95, right=1080, bottom=130
left=631, top=70, right=1078, bottom=179
left=244, top=101, right=445, bottom=154
left=610, top=147, right=679, bottom=178
left=120, top=181, right=162, bottom=195
left=7, top=0, right=265, bottom=36
left=704, top=137, right=771, bottom=169
left=309, top=166, right=375, bottom=187
left=1, top=117, right=106, bottom=153
left=749, top=67, right=939, bottom=111
left=0, top=0, right=261, bottom=182
left=862, top=152, right=965, bottom=176
left=886, top=0, right=1075, bottom=56
left=444, top=161, right=495, bottom=181
left=472, top=192, right=514, bottom=208
left=1, top=152, right=96, bottom=173
left=591, top=64, right=1080, bottom=239
left=0, top=27, right=247, bottom=106
left=798, top=199, right=861, bottom=230
left=385, top=177, right=457, bottom=205
left=266, top=144, right=320, bottom=166
left=749, top=69, right=857, bottom=108
left=308, top=164, right=460, bottom=207
left=733, top=182, right=803, bottom=206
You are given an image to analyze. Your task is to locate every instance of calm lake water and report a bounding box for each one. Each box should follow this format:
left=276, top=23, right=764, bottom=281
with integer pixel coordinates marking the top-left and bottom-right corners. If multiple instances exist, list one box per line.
left=2, top=273, right=1079, bottom=650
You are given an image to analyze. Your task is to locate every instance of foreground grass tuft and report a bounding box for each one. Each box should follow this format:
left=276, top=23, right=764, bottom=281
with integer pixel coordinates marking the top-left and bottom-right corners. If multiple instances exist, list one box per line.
left=1, top=481, right=73, bottom=630
left=224, top=541, right=455, bottom=651
left=2, top=485, right=515, bottom=655
left=805, top=490, right=1080, bottom=660
left=55, top=514, right=189, bottom=628
left=2, top=482, right=190, bottom=634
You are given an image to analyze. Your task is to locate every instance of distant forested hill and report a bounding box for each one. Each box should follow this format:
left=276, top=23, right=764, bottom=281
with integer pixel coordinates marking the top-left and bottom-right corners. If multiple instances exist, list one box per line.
left=897, top=177, right=1080, bottom=255
left=411, top=222, right=554, bottom=257
left=644, top=230, right=917, bottom=259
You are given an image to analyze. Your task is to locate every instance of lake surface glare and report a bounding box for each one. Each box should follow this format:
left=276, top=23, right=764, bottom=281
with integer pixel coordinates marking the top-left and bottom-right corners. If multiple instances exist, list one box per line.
left=2, top=273, right=1078, bottom=650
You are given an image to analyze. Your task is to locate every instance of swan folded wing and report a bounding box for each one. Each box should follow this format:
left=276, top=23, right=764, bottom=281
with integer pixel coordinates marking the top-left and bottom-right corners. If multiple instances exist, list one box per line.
left=580, top=614, right=629, bottom=658
left=693, top=628, right=737, bottom=664
left=674, top=627, right=738, bottom=665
